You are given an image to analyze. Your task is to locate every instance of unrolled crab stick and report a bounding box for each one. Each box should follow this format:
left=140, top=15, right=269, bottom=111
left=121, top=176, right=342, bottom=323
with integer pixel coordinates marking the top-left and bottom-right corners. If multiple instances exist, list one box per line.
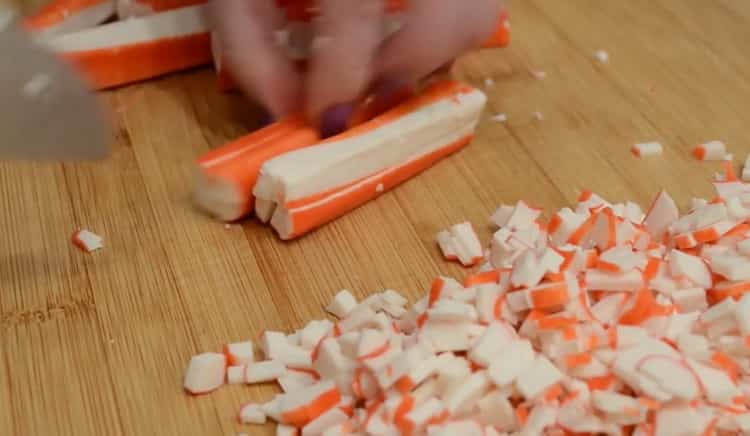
left=116, top=0, right=205, bottom=18
left=193, top=117, right=320, bottom=221
left=24, top=0, right=115, bottom=39
left=45, top=4, right=211, bottom=90
left=252, top=81, right=487, bottom=240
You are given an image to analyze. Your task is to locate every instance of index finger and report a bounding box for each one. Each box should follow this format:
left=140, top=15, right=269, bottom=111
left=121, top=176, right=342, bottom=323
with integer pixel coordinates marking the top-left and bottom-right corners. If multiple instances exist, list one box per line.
left=210, top=0, right=302, bottom=118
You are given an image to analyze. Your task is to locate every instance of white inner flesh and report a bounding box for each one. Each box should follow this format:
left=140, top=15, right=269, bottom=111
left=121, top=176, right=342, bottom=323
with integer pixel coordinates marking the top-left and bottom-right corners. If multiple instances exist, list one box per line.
left=116, top=0, right=154, bottom=19
left=33, top=1, right=115, bottom=40
left=47, top=4, right=208, bottom=52
left=255, top=88, right=486, bottom=204
left=192, top=169, right=243, bottom=222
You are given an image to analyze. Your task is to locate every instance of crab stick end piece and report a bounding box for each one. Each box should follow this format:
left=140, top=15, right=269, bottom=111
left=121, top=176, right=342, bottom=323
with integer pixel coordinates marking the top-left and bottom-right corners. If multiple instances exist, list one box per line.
left=184, top=352, right=227, bottom=395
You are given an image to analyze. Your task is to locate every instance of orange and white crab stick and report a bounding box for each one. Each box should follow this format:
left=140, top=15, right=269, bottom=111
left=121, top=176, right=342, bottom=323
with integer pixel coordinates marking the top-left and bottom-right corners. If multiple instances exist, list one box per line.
left=193, top=116, right=320, bottom=221
left=115, top=0, right=205, bottom=18
left=46, top=4, right=211, bottom=90
left=24, top=0, right=115, bottom=38
left=253, top=80, right=487, bottom=240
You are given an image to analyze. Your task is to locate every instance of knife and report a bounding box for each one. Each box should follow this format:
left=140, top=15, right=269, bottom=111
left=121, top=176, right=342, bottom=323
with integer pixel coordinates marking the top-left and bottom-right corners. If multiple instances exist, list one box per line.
left=0, top=20, right=110, bottom=161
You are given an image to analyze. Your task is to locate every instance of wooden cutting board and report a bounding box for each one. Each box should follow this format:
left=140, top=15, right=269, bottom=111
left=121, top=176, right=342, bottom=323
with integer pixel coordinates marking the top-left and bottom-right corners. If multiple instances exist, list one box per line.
left=2, top=1, right=750, bottom=435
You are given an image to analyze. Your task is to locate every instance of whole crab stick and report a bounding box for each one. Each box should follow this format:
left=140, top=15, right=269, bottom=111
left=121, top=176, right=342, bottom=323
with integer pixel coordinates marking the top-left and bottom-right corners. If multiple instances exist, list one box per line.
left=253, top=80, right=487, bottom=240
left=116, top=0, right=205, bottom=18
left=193, top=117, right=320, bottom=222
left=23, top=0, right=116, bottom=38
left=46, top=4, right=211, bottom=90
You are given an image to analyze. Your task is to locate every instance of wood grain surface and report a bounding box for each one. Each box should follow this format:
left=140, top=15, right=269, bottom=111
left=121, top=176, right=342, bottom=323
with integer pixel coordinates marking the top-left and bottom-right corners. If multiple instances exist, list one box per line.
left=2, top=1, right=749, bottom=435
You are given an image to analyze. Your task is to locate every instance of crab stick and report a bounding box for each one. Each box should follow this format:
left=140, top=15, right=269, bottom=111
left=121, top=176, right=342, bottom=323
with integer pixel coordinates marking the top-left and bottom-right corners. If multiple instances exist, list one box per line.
left=24, top=0, right=115, bottom=38
left=116, top=0, right=205, bottom=18
left=437, top=222, right=484, bottom=266
left=46, top=4, right=211, bottom=90
left=193, top=117, right=320, bottom=221
left=183, top=352, right=226, bottom=395
left=253, top=81, right=486, bottom=240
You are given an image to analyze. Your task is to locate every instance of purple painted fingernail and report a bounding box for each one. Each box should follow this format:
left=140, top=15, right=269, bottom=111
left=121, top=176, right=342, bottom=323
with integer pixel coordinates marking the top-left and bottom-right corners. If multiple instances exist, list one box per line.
left=258, top=109, right=274, bottom=128
left=320, top=103, right=354, bottom=138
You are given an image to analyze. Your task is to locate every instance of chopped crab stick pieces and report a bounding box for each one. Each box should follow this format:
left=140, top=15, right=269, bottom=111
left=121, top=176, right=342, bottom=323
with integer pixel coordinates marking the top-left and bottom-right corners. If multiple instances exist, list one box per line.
left=693, top=140, right=727, bottom=161
left=631, top=141, right=663, bottom=157
left=24, top=0, right=115, bottom=38
left=253, top=81, right=487, bottom=240
left=116, top=0, right=205, bottom=18
left=71, top=228, right=104, bottom=252
left=187, top=172, right=750, bottom=435
left=45, top=4, right=211, bottom=90
left=183, top=352, right=226, bottom=395
left=193, top=117, right=320, bottom=221
left=437, top=222, right=484, bottom=266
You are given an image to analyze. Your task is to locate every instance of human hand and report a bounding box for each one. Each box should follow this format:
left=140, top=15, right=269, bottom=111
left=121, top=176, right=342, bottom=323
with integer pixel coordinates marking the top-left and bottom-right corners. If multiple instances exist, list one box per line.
left=210, top=0, right=505, bottom=135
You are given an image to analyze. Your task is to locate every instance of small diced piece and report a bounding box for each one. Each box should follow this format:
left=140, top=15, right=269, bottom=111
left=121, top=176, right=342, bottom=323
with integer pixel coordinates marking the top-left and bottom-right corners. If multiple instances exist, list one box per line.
left=516, top=355, right=563, bottom=399
left=477, top=390, right=517, bottom=431
left=238, top=403, right=267, bottom=424
left=224, top=341, right=255, bottom=366
left=72, top=229, right=104, bottom=252
left=326, top=290, right=358, bottom=319
left=279, top=380, right=341, bottom=427
left=631, top=142, right=663, bottom=158
left=693, top=140, right=727, bottom=161
left=245, top=360, right=286, bottom=384
left=184, top=352, right=227, bottom=395
left=437, top=222, right=484, bottom=266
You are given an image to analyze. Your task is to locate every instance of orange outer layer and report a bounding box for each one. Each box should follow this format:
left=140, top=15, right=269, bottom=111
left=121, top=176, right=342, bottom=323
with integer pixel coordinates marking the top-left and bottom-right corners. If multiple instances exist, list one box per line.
left=63, top=32, right=212, bottom=90
left=24, top=0, right=109, bottom=30
left=281, top=134, right=474, bottom=240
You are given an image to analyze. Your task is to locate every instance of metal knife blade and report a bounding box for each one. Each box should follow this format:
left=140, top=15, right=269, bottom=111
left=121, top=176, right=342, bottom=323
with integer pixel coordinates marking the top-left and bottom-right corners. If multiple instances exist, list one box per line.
left=0, top=24, right=110, bottom=161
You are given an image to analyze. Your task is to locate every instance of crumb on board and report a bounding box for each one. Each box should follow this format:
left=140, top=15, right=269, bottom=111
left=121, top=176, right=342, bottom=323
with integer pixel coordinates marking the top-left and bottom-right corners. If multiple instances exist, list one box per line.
left=71, top=229, right=103, bottom=253
left=532, top=111, right=544, bottom=120
left=22, top=73, right=52, bottom=98
left=594, top=49, right=609, bottom=63
left=491, top=113, right=507, bottom=122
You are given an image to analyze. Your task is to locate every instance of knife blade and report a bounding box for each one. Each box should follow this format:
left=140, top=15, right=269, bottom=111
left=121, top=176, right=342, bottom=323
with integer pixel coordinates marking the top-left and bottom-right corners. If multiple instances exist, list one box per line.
left=0, top=22, right=110, bottom=161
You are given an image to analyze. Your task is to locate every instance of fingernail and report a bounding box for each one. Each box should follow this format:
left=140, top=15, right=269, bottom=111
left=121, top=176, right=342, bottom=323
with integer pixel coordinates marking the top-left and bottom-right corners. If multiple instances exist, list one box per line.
left=320, top=103, right=354, bottom=138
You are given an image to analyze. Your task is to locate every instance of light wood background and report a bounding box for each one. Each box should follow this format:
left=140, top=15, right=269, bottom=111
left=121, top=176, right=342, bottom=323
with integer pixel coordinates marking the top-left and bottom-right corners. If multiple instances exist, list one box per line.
left=2, top=1, right=749, bottom=435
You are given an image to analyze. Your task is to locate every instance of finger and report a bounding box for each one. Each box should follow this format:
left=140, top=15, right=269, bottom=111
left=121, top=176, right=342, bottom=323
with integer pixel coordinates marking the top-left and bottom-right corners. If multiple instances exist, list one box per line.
left=376, top=0, right=504, bottom=84
left=210, top=0, right=302, bottom=119
left=305, top=0, right=385, bottom=133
